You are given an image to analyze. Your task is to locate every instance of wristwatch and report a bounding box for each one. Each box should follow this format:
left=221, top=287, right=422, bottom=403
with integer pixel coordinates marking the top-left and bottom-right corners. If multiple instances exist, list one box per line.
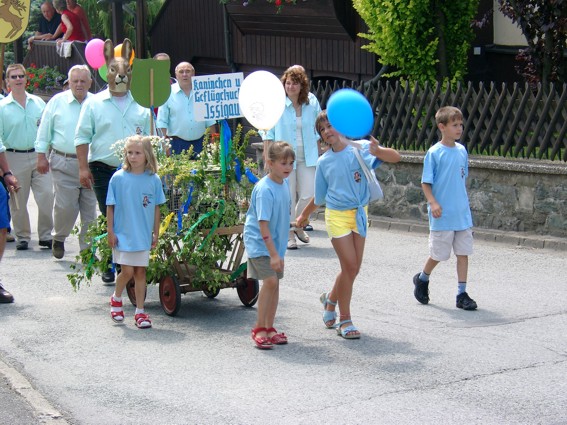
left=3, top=171, right=13, bottom=177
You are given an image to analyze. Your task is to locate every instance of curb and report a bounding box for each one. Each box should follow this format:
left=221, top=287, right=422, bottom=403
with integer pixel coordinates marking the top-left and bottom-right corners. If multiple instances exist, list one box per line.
left=0, top=358, right=70, bottom=425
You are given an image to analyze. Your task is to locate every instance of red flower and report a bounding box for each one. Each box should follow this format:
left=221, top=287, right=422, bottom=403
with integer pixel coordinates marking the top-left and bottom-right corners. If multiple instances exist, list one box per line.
left=30, top=63, right=37, bottom=69
left=275, top=0, right=281, bottom=5
left=34, top=82, right=39, bottom=88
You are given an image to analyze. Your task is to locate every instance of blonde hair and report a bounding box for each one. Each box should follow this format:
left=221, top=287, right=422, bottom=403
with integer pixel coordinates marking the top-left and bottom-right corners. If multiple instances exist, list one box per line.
left=267, top=141, right=295, bottom=163
left=6, top=64, right=26, bottom=80
left=435, top=106, right=463, bottom=125
left=122, top=136, right=158, bottom=174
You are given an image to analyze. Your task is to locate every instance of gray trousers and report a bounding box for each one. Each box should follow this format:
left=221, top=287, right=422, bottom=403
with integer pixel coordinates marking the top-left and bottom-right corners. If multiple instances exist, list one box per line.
left=49, top=152, right=97, bottom=250
left=6, top=151, right=53, bottom=243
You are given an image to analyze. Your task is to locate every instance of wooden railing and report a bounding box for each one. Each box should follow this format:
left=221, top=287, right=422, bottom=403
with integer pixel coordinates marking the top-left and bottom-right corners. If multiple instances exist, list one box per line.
left=312, top=80, right=567, bottom=162
left=23, top=40, right=106, bottom=92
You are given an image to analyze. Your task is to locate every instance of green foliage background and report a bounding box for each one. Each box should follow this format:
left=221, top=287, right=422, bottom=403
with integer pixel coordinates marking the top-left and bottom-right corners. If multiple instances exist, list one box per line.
left=353, top=0, right=479, bottom=85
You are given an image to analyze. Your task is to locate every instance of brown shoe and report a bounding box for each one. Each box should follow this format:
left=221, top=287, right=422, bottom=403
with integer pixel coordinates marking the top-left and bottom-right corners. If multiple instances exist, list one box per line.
left=0, top=282, right=14, bottom=303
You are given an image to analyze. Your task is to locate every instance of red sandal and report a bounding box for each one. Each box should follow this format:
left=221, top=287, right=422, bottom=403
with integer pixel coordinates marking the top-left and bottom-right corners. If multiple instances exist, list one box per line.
left=110, top=296, right=125, bottom=323
left=251, top=327, right=273, bottom=349
left=135, top=313, right=152, bottom=329
left=266, top=327, right=288, bottom=345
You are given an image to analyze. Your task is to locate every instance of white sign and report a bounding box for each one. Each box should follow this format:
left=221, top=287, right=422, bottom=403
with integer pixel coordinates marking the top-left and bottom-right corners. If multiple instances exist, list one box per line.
left=192, top=72, right=244, bottom=121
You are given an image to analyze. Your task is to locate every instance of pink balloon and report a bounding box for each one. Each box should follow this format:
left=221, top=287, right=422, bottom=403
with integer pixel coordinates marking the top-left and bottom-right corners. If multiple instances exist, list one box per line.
left=85, top=38, right=105, bottom=69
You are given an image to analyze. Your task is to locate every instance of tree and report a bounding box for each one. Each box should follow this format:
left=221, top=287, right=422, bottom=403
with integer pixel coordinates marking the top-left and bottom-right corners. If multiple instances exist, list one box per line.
left=353, top=0, right=479, bottom=85
left=498, top=0, right=567, bottom=86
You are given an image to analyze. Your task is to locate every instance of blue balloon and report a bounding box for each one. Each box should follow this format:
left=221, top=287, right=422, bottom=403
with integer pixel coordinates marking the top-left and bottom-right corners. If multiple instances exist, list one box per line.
left=327, top=89, right=373, bottom=138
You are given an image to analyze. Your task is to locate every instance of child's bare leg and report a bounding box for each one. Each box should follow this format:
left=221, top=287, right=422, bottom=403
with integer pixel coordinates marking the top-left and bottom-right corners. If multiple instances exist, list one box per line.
left=255, top=275, right=278, bottom=337
left=133, top=266, right=147, bottom=310
left=114, top=264, right=134, bottom=298
left=423, top=257, right=440, bottom=275
left=330, top=233, right=365, bottom=336
left=456, top=255, right=468, bottom=282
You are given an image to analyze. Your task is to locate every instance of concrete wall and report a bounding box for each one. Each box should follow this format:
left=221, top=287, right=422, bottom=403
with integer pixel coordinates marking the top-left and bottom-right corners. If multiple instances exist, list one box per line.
left=372, top=153, right=567, bottom=237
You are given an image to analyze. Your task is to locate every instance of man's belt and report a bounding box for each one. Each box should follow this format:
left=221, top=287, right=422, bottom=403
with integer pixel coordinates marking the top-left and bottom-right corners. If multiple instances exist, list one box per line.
left=52, top=148, right=77, bottom=159
left=5, top=148, right=35, bottom=153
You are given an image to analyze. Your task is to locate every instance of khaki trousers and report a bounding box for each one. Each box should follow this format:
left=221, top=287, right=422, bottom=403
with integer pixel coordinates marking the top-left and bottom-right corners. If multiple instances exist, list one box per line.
left=6, top=151, right=54, bottom=242
left=49, top=152, right=97, bottom=250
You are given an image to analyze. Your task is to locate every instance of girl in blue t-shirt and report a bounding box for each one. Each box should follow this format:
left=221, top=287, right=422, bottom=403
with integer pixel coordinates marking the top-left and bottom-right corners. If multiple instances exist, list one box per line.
left=297, top=111, right=400, bottom=339
left=106, top=136, right=166, bottom=329
left=244, top=142, right=295, bottom=349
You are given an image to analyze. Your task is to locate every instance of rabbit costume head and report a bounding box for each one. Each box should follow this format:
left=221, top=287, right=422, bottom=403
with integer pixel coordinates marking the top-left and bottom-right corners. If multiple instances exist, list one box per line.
left=103, top=38, right=133, bottom=96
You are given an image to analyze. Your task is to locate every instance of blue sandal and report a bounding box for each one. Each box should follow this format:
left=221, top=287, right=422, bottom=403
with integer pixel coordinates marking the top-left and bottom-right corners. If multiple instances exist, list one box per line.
left=319, top=292, right=337, bottom=328
left=336, top=320, right=361, bottom=339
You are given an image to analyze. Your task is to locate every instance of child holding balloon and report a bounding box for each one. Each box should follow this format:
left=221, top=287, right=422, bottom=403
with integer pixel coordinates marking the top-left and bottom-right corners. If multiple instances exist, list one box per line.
left=296, top=110, right=401, bottom=339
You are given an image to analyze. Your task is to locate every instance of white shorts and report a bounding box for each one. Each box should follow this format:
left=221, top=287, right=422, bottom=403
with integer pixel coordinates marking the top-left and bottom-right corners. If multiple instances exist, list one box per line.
left=429, top=229, right=473, bottom=261
left=113, top=249, right=150, bottom=267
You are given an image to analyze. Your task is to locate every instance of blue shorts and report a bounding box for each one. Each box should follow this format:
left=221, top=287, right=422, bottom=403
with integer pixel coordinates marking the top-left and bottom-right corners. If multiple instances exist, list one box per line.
left=0, top=183, right=10, bottom=230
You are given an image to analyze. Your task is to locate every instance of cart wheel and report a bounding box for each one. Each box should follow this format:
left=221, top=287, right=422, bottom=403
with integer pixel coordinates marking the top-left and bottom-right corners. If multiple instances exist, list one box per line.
left=203, top=287, right=220, bottom=298
left=159, top=275, right=181, bottom=316
left=237, top=270, right=259, bottom=307
left=126, top=278, right=147, bottom=307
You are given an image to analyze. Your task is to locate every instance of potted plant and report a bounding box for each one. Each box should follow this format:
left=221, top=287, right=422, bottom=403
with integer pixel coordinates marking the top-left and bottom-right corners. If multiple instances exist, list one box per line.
left=25, top=63, right=66, bottom=98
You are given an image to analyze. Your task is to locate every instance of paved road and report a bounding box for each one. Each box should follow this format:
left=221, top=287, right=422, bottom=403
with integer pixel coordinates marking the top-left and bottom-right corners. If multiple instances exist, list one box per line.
left=1, top=201, right=566, bottom=424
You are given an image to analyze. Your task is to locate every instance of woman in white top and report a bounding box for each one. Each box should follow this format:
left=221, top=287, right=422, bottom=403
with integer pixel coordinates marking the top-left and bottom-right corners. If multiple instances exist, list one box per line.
left=263, top=65, right=322, bottom=249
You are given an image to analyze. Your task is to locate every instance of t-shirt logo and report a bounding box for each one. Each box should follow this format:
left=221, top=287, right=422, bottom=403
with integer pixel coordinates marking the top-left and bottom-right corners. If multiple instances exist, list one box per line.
left=354, top=171, right=361, bottom=183
left=142, top=195, right=151, bottom=208
left=461, top=166, right=465, bottom=179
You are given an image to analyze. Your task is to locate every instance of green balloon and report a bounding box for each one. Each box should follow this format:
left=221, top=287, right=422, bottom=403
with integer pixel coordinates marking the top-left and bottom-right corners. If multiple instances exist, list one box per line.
left=98, top=63, right=107, bottom=82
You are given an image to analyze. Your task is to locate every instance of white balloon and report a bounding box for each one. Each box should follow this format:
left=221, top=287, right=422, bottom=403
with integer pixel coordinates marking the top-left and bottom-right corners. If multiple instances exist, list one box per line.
left=238, top=70, right=286, bottom=131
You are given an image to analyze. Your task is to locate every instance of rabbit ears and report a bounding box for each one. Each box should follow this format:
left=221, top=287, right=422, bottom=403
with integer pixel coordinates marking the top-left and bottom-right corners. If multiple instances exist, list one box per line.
left=103, top=38, right=133, bottom=65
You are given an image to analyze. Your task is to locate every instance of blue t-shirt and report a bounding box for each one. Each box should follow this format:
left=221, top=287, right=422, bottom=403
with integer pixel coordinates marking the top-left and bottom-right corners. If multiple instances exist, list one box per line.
left=106, top=170, right=166, bottom=251
left=422, top=142, right=473, bottom=231
left=314, top=142, right=381, bottom=210
left=243, top=175, right=291, bottom=259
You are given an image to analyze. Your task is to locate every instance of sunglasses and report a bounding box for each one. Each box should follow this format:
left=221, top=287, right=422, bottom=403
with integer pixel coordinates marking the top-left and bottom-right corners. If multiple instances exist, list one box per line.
left=10, top=74, right=26, bottom=80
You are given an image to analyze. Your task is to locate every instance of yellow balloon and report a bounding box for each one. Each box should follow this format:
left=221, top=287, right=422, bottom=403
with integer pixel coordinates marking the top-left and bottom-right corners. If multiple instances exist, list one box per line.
left=114, top=44, right=135, bottom=65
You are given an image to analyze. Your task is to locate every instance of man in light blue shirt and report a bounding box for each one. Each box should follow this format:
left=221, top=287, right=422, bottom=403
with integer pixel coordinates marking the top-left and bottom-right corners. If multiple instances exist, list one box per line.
left=156, top=62, right=215, bottom=156
left=0, top=63, right=53, bottom=251
left=36, top=65, right=97, bottom=259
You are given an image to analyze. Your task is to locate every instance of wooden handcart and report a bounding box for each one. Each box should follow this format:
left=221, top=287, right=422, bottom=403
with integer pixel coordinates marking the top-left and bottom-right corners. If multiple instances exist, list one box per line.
left=125, top=222, right=259, bottom=317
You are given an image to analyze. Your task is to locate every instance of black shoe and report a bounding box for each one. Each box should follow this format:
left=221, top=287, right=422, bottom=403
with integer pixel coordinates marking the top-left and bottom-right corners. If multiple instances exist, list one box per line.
left=456, top=292, right=477, bottom=310
left=16, top=240, right=28, bottom=251
left=52, top=241, right=65, bottom=259
left=101, top=270, right=115, bottom=283
left=39, top=239, right=52, bottom=249
left=0, top=282, right=14, bottom=303
left=303, top=225, right=314, bottom=232
left=413, top=272, right=429, bottom=304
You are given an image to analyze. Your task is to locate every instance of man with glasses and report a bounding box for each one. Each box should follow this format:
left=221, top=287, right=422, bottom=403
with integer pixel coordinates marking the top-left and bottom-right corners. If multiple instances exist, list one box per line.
left=0, top=64, right=53, bottom=251
left=35, top=65, right=96, bottom=259
left=156, top=62, right=216, bottom=156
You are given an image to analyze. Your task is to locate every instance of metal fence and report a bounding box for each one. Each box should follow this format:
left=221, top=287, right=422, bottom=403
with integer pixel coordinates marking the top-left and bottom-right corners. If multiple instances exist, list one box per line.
left=312, top=80, right=567, bottom=162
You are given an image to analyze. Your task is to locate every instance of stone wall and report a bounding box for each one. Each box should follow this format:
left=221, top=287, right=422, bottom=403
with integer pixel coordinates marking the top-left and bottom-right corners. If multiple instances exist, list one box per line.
left=372, top=153, right=567, bottom=237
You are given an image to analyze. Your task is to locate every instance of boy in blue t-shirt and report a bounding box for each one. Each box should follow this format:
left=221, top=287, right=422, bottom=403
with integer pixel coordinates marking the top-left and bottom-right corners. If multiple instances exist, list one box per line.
left=413, top=106, right=477, bottom=310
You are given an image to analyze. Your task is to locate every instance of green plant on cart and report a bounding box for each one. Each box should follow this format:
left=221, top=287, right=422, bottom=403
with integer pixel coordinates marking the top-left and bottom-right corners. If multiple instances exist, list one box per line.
left=67, top=125, right=259, bottom=292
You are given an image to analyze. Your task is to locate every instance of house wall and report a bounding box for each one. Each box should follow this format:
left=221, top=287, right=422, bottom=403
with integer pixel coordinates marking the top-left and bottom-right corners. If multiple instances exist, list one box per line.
left=493, top=1, right=526, bottom=46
